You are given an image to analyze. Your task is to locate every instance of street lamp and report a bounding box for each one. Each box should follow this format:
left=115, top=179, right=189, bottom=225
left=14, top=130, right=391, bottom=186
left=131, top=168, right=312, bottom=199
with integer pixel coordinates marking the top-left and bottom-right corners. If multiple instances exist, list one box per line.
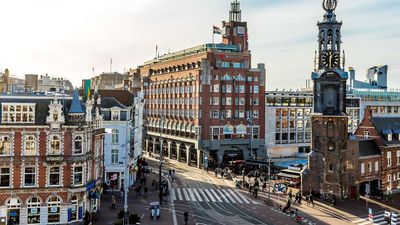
left=247, top=116, right=254, bottom=158
left=159, top=116, right=165, bottom=198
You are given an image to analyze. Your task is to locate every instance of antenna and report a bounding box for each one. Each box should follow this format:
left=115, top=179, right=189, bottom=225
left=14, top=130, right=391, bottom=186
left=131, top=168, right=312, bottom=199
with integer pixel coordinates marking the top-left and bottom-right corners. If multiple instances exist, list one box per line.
left=314, top=50, right=317, bottom=71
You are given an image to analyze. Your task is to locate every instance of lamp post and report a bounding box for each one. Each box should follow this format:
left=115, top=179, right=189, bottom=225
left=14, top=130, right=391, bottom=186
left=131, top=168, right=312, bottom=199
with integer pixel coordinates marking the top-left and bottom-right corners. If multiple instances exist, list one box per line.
left=267, top=153, right=271, bottom=203
left=247, top=116, right=254, bottom=158
left=159, top=116, right=165, bottom=196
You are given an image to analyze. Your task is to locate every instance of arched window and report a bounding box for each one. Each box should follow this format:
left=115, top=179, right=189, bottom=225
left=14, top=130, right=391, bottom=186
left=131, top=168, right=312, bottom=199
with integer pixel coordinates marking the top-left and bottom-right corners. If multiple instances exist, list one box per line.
left=0, top=135, right=11, bottom=155
left=25, top=135, right=36, bottom=155
left=27, top=197, right=41, bottom=224
left=47, top=196, right=61, bottom=223
left=111, top=129, right=119, bottom=144
left=223, top=124, right=234, bottom=140
left=70, top=195, right=79, bottom=222
left=49, top=135, right=61, bottom=155
left=74, top=136, right=83, bottom=155
left=6, top=198, right=21, bottom=225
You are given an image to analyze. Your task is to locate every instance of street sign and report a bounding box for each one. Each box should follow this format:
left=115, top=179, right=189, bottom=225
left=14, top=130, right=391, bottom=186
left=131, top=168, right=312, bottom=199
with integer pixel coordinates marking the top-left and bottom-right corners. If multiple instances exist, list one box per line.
left=368, top=208, right=373, bottom=222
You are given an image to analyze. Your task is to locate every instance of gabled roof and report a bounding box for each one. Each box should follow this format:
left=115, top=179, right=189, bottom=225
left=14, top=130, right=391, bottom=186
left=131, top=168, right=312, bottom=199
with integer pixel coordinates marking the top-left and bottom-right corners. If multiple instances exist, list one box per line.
left=358, top=139, right=381, bottom=157
left=68, top=90, right=84, bottom=114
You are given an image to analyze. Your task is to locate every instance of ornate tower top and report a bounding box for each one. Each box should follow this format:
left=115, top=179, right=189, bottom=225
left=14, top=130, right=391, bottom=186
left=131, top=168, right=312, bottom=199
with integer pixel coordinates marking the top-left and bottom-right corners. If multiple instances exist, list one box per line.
left=229, top=0, right=241, bottom=22
left=323, top=0, right=337, bottom=12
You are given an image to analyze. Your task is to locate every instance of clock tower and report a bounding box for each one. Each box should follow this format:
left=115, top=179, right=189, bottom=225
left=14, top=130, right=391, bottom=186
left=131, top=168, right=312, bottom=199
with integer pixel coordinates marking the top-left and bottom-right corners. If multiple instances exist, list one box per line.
left=303, top=0, right=351, bottom=198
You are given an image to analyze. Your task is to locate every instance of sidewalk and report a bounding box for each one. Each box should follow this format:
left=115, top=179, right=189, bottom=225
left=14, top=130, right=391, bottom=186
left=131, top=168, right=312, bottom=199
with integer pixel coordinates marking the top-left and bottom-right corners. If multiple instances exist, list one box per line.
left=97, top=170, right=174, bottom=225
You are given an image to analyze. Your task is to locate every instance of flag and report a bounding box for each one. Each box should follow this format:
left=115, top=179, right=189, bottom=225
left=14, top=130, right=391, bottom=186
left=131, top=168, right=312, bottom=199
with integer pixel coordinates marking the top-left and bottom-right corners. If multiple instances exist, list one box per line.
left=213, top=25, right=222, bottom=34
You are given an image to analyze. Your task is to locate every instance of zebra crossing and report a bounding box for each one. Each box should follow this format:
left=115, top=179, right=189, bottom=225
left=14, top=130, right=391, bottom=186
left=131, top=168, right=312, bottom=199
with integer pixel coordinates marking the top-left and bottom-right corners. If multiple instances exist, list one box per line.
left=170, top=187, right=259, bottom=205
left=352, top=211, right=400, bottom=225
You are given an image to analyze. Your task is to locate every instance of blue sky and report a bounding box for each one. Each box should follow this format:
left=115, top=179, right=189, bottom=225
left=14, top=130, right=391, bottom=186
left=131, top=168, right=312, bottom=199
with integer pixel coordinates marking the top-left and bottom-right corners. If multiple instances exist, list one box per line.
left=0, top=0, right=399, bottom=90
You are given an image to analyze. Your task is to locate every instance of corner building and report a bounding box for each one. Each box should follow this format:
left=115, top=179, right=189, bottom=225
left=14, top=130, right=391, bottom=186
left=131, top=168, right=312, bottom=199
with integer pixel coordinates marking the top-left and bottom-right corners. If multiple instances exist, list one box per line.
left=0, top=92, right=104, bottom=225
left=133, top=1, right=265, bottom=167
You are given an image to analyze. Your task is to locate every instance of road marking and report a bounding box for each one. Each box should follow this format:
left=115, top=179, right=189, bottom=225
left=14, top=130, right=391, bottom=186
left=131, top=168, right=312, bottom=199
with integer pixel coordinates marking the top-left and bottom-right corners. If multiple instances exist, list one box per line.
left=236, top=192, right=251, bottom=204
left=193, top=188, right=203, bottom=202
left=204, top=189, right=216, bottom=202
left=188, top=188, right=197, bottom=201
left=228, top=189, right=243, bottom=203
left=182, top=188, right=190, bottom=201
left=209, top=189, right=223, bottom=202
left=170, top=188, right=176, bottom=201
left=198, top=189, right=209, bottom=202
left=221, top=189, right=236, bottom=203
left=176, top=188, right=183, bottom=201
left=215, top=189, right=229, bottom=203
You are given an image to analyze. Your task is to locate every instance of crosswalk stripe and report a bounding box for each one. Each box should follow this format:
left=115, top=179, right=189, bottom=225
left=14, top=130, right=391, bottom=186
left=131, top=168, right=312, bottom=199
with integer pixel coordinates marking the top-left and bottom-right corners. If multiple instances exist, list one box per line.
left=204, top=189, right=216, bottom=202
left=199, top=189, right=209, bottom=202
left=352, top=211, right=400, bottom=225
left=193, top=188, right=203, bottom=202
left=236, top=192, right=251, bottom=204
left=209, top=189, right=223, bottom=202
left=182, top=188, right=190, bottom=201
left=228, top=189, right=243, bottom=204
left=170, top=188, right=176, bottom=201
left=221, top=189, right=236, bottom=203
left=176, top=188, right=183, bottom=201
left=188, top=188, right=197, bottom=201
left=215, top=189, right=229, bottom=203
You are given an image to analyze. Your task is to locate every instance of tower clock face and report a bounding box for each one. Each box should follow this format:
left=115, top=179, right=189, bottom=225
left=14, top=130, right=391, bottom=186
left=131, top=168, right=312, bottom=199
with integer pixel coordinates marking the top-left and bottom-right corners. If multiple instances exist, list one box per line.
left=321, top=51, right=340, bottom=68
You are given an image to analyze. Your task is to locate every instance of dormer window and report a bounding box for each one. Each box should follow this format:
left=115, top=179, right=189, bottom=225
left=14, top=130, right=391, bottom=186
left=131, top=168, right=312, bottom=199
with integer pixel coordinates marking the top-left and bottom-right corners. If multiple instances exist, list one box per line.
left=111, top=111, right=119, bottom=121
left=363, top=130, right=370, bottom=139
left=53, top=110, right=58, bottom=122
left=388, top=134, right=393, bottom=141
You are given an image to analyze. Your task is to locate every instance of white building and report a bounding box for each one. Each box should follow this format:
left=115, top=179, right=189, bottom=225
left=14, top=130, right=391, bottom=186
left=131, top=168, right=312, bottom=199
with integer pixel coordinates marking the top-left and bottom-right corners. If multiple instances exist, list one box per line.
left=102, top=97, right=134, bottom=190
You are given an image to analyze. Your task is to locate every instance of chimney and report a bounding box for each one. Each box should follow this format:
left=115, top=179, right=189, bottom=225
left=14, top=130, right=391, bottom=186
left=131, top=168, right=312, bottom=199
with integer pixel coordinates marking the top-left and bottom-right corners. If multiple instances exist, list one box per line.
left=363, top=107, right=372, bottom=122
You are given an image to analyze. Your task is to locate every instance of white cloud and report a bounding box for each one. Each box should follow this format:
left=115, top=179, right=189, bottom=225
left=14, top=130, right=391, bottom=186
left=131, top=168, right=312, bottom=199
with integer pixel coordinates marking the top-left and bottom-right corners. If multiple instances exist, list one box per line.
left=0, top=0, right=399, bottom=90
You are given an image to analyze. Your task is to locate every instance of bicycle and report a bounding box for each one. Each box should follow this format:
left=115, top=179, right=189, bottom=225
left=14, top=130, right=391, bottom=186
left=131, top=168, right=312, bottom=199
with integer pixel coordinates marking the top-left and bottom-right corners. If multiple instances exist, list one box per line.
left=264, top=198, right=274, bottom=206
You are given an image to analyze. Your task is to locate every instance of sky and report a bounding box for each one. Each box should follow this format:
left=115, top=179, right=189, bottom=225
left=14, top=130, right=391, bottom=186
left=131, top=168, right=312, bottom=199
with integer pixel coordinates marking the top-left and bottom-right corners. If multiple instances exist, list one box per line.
left=0, top=0, right=399, bottom=90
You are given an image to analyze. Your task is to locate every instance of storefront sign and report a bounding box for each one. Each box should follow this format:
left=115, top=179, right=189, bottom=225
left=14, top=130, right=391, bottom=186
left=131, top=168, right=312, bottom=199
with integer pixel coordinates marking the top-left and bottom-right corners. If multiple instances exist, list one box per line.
left=86, top=180, right=96, bottom=192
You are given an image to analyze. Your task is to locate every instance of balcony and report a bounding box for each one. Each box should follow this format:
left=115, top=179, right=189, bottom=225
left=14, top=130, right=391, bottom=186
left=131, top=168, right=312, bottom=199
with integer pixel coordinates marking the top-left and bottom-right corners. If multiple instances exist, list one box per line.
left=46, top=153, right=64, bottom=162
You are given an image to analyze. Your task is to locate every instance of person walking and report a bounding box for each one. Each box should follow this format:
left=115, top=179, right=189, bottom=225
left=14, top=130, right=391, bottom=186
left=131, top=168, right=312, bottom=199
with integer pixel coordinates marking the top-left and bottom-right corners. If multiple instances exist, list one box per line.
left=144, top=186, right=148, bottom=198
left=110, top=195, right=116, bottom=209
left=120, top=186, right=124, bottom=197
left=288, top=188, right=293, bottom=200
left=184, top=212, right=189, bottom=225
left=309, top=193, right=314, bottom=207
left=159, top=191, right=163, bottom=206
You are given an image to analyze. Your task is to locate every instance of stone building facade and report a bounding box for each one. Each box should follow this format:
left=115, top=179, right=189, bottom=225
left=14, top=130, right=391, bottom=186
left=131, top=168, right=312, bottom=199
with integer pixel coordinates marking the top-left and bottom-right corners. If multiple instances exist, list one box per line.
left=0, top=91, right=104, bottom=225
left=131, top=0, right=265, bottom=168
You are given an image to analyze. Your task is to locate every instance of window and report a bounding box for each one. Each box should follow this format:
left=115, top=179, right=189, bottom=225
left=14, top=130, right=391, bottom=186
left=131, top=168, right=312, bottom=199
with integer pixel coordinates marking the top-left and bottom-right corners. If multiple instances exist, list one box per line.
left=111, top=149, right=119, bottom=164
left=74, top=136, right=83, bottom=155
left=239, top=98, right=245, bottom=106
left=0, top=168, right=10, bottom=187
left=226, top=85, right=232, bottom=93
left=247, top=76, right=252, bottom=82
left=375, top=161, right=379, bottom=173
left=387, top=151, right=392, bottom=167
left=70, top=196, right=78, bottom=222
left=49, top=135, right=61, bottom=155
left=329, top=164, right=334, bottom=172
left=239, top=85, right=245, bottom=93
left=210, top=127, right=220, bottom=140
left=253, top=110, right=259, bottom=118
left=112, top=129, right=119, bottom=144
left=47, top=196, right=61, bottom=223
left=226, top=110, right=232, bottom=118
left=213, top=97, right=219, bottom=106
left=213, top=84, right=220, bottom=92
left=27, top=197, right=41, bottom=224
left=226, top=97, right=232, bottom=106
left=397, top=150, right=400, bottom=165
left=24, top=167, right=36, bottom=187
left=1, top=103, right=35, bottom=123
left=49, top=166, right=60, bottom=186
left=363, top=131, right=369, bottom=139
left=111, top=111, right=119, bottom=120
left=212, top=110, right=219, bottom=119
left=368, top=162, right=372, bottom=173
left=388, top=134, right=392, bottom=141
left=361, top=163, right=365, bottom=174
left=252, top=127, right=260, bottom=139
left=254, top=76, right=259, bottom=82
left=25, top=135, right=36, bottom=155
left=253, top=98, right=259, bottom=106
left=0, top=135, right=11, bottom=155
left=73, top=166, right=83, bottom=186
left=253, top=86, right=259, bottom=93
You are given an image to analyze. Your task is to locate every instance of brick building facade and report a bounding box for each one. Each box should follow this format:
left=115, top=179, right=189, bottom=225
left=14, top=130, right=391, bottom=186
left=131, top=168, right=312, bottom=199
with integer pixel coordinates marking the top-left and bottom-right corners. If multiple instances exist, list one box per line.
left=0, top=91, right=104, bottom=225
left=131, top=1, right=265, bottom=167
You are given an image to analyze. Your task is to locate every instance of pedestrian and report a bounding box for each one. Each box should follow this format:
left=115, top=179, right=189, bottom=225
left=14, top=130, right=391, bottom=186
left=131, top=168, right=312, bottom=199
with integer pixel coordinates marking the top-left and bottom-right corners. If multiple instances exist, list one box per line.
left=262, top=182, right=267, bottom=192
left=144, top=186, right=148, bottom=198
left=215, top=169, right=218, bottom=177
left=169, top=169, right=172, bottom=177
left=171, top=173, right=175, bottom=182
left=151, top=180, right=156, bottom=191
left=184, top=211, right=189, bottom=225
left=288, top=188, right=293, bottom=200
left=120, top=186, right=124, bottom=197
left=309, top=194, right=314, bottom=207
left=253, top=187, right=258, bottom=198
left=110, top=195, right=116, bottom=209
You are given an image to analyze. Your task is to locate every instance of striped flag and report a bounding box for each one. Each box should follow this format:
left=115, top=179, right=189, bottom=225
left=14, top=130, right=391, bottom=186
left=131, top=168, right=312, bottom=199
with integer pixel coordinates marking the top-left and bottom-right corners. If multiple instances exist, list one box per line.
left=213, top=25, right=222, bottom=34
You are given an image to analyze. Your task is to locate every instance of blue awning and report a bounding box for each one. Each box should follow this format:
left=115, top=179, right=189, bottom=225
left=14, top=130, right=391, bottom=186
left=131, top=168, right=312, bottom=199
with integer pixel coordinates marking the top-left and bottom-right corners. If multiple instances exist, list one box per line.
left=393, top=129, right=400, bottom=134
left=382, top=129, right=392, bottom=134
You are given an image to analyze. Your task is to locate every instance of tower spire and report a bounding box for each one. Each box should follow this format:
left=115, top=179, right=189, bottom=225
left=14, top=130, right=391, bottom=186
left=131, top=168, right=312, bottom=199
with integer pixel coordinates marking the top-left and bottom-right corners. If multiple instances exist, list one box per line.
left=229, top=0, right=241, bottom=22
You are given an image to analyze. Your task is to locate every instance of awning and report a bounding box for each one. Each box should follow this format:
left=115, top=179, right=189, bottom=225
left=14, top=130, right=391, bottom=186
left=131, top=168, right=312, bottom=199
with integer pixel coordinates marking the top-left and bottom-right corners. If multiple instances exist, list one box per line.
left=382, top=129, right=392, bottom=134
left=393, top=129, right=400, bottom=134
left=277, top=172, right=300, bottom=179
left=281, top=169, right=302, bottom=174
